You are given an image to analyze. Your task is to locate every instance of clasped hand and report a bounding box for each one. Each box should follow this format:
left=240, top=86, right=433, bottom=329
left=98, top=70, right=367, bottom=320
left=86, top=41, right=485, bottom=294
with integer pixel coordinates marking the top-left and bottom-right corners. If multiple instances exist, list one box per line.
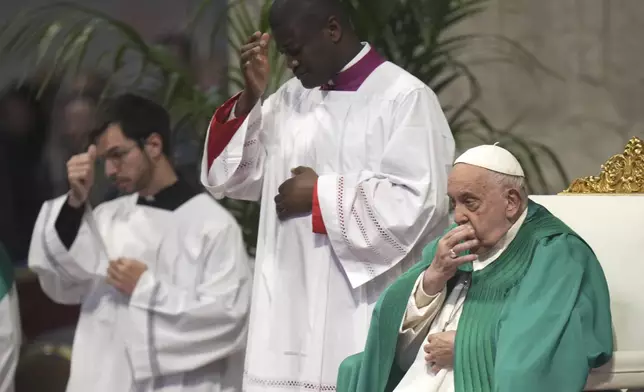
left=424, top=331, right=456, bottom=373
left=106, top=258, right=148, bottom=296
left=274, top=166, right=318, bottom=220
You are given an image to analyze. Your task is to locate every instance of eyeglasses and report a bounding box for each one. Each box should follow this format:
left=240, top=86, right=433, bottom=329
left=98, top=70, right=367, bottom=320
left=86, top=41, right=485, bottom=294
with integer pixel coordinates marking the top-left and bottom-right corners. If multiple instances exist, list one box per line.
left=96, top=144, right=137, bottom=167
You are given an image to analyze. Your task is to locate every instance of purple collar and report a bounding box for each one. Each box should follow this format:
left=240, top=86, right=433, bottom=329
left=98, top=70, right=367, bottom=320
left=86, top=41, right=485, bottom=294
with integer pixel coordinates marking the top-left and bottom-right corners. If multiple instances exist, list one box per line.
left=320, top=48, right=385, bottom=92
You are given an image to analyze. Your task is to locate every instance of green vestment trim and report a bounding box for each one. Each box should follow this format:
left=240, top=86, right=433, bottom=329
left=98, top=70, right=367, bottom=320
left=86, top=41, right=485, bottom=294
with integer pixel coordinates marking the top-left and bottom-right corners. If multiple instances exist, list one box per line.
left=337, top=201, right=613, bottom=392
left=0, top=242, right=14, bottom=301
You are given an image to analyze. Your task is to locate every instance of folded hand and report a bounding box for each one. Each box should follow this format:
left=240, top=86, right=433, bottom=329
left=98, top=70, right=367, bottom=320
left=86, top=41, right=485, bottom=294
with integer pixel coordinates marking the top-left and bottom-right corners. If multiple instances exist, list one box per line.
left=274, top=166, right=318, bottom=220
left=106, top=258, right=148, bottom=296
left=424, top=331, right=456, bottom=373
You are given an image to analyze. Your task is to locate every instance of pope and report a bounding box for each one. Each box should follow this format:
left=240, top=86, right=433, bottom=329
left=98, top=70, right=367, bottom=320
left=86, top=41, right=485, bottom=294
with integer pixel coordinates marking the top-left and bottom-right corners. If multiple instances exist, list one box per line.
left=337, top=144, right=614, bottom=392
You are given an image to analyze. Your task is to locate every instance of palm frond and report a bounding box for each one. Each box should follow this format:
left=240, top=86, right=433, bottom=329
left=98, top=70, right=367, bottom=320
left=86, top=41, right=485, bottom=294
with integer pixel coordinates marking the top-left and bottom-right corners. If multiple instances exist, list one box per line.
left=226, top=0, right=291, bottom=96
left=0, top=0, right=570, bottom=252
left=466, top=108, right=569, bottom=194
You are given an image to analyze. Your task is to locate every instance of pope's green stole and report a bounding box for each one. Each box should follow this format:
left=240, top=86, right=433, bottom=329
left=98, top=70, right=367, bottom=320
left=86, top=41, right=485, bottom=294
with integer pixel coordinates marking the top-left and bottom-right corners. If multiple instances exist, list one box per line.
left=336, top=201, right=579, bottom=392
left=433, top=202, right=574, bottom=390
left=0, top=242, right=14, bottom=302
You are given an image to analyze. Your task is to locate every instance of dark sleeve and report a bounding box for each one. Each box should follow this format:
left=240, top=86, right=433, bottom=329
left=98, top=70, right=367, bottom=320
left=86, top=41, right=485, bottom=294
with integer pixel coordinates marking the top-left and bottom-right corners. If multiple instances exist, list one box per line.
left=54, top=198, right=85, bottom=249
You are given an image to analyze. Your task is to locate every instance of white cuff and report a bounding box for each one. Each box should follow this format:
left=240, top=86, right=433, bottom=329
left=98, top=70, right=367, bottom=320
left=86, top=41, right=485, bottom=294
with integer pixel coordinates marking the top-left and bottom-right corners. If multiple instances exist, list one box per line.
left=129, top=270, right=156, bottom=309
left=127, top=270, right=157, bottom=381
left=414, top=270, right=441, bottom=308
left=228, top=102, right=237, bottom=121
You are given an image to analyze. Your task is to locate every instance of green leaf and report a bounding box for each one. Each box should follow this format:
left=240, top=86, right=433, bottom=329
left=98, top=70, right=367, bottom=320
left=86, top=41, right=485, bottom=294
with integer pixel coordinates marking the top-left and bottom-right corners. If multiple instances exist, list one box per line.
left=187, top=0, right=217, bottom=32
left=37, top=22, right=62, bottom=63
left=0, top=0, right=569, bottom=252
left=71, top=22, right=97, bottom=74
left=112, top=43, right=129, bottom=71
left=164, top=72, right=181, bottom=106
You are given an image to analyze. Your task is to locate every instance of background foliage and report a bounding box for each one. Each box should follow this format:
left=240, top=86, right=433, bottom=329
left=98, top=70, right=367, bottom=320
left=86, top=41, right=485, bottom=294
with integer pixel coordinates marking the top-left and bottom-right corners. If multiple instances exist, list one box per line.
left=0, top=0, right=569, bottom=254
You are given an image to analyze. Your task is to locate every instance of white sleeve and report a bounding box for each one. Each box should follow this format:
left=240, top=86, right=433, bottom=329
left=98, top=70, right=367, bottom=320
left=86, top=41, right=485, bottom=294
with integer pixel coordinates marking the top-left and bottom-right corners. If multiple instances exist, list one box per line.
left=27, top=196, right=104, bottom=305
left=400, top=272, right=446, bottom=333
left=317, top=87, right=455, bottom=288
left=125, top=216, right=252, bottom=380
left=228, top=102, right=238, bottom=121
left=396, top=273, right=446, bottom=370
left=200, top=93, right=279, bottom=202
left=0, top=286, right=20, bottom=392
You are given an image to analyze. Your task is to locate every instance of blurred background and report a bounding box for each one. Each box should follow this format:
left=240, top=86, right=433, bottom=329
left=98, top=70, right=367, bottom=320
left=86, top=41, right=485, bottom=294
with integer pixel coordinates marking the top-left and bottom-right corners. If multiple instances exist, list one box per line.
left=0, top=0, right=641, bottom=390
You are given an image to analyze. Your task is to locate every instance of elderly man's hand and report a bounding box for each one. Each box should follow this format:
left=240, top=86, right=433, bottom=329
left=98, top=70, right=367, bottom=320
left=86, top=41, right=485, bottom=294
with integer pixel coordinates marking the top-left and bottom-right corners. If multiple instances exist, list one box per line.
left=274, top=166, right=318, bottom=220
left=423, top=225, right=479, bottom=295
left=106, top=258, right=148, bottom=296
left=424, top=331, right=456, bottom=373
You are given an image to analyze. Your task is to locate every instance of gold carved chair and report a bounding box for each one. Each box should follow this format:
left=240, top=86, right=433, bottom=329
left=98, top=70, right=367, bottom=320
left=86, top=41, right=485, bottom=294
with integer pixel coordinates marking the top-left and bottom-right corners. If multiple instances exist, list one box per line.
left=530, top=136, right=644, bottom=391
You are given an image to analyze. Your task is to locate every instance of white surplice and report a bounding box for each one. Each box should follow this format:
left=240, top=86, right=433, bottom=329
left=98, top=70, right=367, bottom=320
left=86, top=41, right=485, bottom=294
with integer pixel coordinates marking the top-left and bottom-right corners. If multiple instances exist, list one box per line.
left=0, top=285, right=21, bottom=392
left=28, top=191, right=252, bottom=392
left=201, top=44, right=455, bottom=391
left=394, top=209, right=528, bottom=392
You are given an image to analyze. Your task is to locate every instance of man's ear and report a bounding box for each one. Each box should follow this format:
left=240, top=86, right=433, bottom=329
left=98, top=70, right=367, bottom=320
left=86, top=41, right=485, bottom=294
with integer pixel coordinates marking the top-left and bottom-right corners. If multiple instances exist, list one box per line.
left=506, top=188, right=522, bottom=219
left=326, top=16, right=343, bottom=43
left=144, top=133, right=164, bottom=160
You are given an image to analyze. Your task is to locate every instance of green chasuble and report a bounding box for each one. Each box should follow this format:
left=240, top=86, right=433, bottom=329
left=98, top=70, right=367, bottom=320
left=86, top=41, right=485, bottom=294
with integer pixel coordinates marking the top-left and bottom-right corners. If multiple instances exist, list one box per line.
left=337, top=201, right=613, bottom=392
left=0, top=242, right=14, bottom=302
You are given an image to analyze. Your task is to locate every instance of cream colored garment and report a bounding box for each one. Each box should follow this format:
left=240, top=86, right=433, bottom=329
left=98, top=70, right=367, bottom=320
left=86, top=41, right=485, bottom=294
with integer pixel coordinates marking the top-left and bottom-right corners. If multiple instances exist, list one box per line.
left=28, top=194, right=251, bottom=392
left=0, top=285, right=21, bottom=392
left=394, top=208, right=528, bottom=392
left=395, top=277, right=446, bottom=365
left=201, top=44, right=455, bottom=391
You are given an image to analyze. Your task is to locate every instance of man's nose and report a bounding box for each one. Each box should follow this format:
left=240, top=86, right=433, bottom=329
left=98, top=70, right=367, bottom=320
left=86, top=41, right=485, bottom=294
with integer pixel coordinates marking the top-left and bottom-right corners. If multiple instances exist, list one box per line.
left=453, top=206, right=469, bottom=225
left=105, top=160, right=118, bottom=178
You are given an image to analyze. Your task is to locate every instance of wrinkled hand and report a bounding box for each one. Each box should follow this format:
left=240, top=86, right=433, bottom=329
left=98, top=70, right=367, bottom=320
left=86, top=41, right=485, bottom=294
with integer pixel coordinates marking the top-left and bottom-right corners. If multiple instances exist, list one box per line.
left=236, top=31, right=271, bottom=117
left=274, top=166, right=318, bottom=220
left=106, top=258, right=148, bottom=296
left=424, top=331, right=456, bottom=373
left=422, top=225, right=479, bottom=295
left=67, top=145, right=97, bottom=208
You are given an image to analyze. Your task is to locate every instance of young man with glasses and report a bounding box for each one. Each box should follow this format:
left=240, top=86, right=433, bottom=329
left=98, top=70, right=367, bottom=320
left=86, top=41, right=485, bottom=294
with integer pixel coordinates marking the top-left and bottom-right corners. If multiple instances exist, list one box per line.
left=28, top=94, right=251, bottom=392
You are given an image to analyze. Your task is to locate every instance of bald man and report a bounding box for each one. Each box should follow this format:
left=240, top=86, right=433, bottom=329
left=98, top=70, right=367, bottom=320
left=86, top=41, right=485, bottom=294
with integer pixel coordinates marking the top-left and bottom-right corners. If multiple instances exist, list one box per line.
left=337, top=145, right=613, bottom=392
left=200, top=0, right=455, bottom=391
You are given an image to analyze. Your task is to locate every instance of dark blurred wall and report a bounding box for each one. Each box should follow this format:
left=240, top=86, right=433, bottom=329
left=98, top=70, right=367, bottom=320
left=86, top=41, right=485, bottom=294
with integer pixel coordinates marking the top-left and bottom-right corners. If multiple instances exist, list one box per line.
left=1, top=0, right=228, bottom=344
left=0, top=0, right=228, bottom=89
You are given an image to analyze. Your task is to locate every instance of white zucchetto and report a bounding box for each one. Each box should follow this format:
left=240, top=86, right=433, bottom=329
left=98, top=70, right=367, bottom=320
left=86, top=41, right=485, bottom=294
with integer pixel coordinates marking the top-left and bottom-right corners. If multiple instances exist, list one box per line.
left=454, top=144, right=525, bottom=177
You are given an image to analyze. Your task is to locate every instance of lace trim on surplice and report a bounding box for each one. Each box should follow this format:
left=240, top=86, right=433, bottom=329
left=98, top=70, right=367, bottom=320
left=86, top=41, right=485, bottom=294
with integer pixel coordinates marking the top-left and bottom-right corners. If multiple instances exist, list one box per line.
left=336, top=176, right=407, bottom=278
left=244, top=372, right=336, bottom=391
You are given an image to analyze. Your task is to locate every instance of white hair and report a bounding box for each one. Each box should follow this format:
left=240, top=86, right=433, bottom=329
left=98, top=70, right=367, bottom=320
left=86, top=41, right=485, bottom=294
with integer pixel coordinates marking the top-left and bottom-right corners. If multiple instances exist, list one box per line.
left=487, top=171, right=528, bottom=204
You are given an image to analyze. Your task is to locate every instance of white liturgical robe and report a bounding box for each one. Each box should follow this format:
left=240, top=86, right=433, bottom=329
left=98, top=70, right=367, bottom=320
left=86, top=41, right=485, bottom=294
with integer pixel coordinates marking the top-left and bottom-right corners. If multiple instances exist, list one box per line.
left=201, top=43, right=455, bottom=391
left=394, top=209, right=527, bottom=392
left=0, top=286, right=20, bottom=392
left=28, top=181, right=252, bottom=392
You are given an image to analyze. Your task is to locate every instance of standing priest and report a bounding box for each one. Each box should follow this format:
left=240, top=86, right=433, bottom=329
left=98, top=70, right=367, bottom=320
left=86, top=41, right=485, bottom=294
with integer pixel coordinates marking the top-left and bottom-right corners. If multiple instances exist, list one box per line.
left=337, top=144, right=614, bottom=392
left=29, top=94, right=252, bottom=392
left=200, top=0, right=455, bottom=391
